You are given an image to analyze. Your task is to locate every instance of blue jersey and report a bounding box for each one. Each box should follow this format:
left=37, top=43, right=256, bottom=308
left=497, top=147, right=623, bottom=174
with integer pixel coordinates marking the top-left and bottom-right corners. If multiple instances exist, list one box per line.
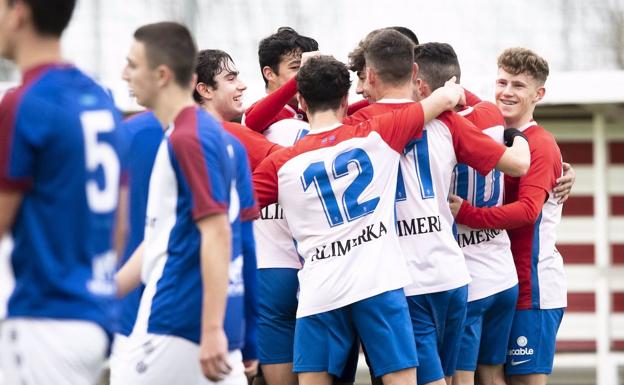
left=117, top=111, right=163, bottom=336
left=223, top=132, right=258, bottom=352
left=134, top=106, right=232, bottom=343
left=0, top=64, right=122, bottom=334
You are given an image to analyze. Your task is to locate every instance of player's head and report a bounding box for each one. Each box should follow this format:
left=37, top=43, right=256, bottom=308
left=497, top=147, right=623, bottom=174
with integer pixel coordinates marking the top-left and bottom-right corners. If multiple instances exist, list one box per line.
left=388, top=26, right=419, bottom=45
left=193, top=49, right=247, bottom=122
left=495, top=47, right=549, bottom=125
left=258, top=26, right=318, bottom=90
left=0, top=0, right=76, bottom=60
left=296, top=55, right=351, bottom=116
left=412, top=42, right=460, bottom=100
left=362, top=29, right=416, bottom=101
left=122, top=22, right=197, bottom=109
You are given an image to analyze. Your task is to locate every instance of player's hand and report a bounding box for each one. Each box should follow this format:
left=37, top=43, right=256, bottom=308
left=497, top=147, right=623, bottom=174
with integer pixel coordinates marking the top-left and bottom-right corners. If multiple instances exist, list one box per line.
left=301, top=51, right=321, bottom=67
left=439, top=76, right=465, bottom=109
left=554, top=162, right=575, bottom=204
left=448, top=194, right=463, bottom=218
left=243, top=359, right=259, bottom=384
left=199, top=327, right=232, bottom=381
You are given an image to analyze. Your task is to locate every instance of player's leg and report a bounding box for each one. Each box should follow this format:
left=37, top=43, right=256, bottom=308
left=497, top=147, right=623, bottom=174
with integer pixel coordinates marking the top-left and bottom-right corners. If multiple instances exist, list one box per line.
left=473, top=285, right=519, bottom=385
left=353, top=289, right=418, bottom=385
left=438, top=285, right=468, bottom=384
left=293, top=306, right=355, bottom=385
left=406, top=293, right=449, bottom=385
left=453, top=294, right=490, bottom=385
left=505, top=308, right=564, bottom=385
left=257, top=268, right=299, bottom=385
left=0, top=318, right=107, bottom=385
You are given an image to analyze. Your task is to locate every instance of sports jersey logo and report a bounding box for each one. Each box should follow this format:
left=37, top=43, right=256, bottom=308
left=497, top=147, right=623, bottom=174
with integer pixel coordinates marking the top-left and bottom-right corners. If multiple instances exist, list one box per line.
left=456, top=228, right=502, bottom=247
left=310, top=221, right=388, bottom=262
left=396, top=215, right=441, bottom=237
left=87, top=250, right=116, bottom=296
left=508, top=336, right=533, bottom=357
left=228, top=255, right=244, bottom=296
left=517, top=336, right=528, bottom=347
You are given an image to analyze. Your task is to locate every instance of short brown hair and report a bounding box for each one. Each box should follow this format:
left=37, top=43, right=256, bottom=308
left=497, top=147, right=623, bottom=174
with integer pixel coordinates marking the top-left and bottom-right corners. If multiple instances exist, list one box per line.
left=134, top=22, right=197, bottom=87
left=347, top=29, right=382, bottom=73
left=497, top=48, right=549, bottom=85
left=363, top=29, right=415, bottom=86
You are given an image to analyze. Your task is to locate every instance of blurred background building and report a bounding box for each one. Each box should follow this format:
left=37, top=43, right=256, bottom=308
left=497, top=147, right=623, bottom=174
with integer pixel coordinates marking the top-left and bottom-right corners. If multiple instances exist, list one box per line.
left=0, top=1, right=623, bottom=384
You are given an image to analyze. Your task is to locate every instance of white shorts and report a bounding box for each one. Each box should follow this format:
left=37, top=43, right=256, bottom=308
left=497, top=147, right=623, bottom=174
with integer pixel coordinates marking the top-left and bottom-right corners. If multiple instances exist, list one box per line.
left=110, top=332, right=246, bottom=385
left=0, top=318, right=107, bottom=385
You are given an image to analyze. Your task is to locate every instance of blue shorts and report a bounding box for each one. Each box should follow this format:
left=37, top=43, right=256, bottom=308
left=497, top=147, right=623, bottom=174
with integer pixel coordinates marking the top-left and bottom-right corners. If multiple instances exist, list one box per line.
left=407, top=285, right=468, bottom=384
left=505, top=308, right=564, bottom=376
left=257, top=268, right=299, bottom=365
left=294, top=289, right=417, bottom=378
left=456, top=285, right=519, bottom=371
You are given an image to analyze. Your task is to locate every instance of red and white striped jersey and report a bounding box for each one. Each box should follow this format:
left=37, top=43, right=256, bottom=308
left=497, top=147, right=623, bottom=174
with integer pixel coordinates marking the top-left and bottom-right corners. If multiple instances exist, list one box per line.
left=253, top=103, right=426, bottom=317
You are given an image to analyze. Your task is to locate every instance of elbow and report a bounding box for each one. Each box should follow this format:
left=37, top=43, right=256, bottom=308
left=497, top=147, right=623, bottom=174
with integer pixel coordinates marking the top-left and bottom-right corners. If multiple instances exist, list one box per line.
left=507, top=158, right=530, bottom=177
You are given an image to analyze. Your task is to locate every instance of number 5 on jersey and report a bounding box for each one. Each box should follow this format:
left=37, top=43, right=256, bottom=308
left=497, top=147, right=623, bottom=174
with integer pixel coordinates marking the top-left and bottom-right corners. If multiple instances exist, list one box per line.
left=301, top=148, right=379, bottom=228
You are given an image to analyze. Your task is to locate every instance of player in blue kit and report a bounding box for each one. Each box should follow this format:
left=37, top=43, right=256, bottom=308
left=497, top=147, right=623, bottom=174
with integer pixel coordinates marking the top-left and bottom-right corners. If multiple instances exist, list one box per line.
left=0, top=0, right=122, bottom=384
left=194, top=48, right=262, bottom=384
left=109, top=111, right=162, bottom=368
left=114, top=22, right=234, bottom=385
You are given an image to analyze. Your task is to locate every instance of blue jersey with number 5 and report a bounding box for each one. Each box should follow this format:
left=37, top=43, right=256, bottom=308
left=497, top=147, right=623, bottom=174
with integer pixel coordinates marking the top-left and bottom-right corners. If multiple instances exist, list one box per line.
left=0, top=64, right=122, bottom=335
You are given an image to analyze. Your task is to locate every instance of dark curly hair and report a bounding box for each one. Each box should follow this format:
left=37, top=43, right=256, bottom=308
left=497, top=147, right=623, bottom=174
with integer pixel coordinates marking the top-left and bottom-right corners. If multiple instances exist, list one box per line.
left=297, top=56, right=351, bottom=114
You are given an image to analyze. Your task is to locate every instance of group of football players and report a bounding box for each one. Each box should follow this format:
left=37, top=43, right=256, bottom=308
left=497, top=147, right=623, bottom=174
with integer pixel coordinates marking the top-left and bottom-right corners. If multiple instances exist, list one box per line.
left=0, top=1, right=576, bottom=385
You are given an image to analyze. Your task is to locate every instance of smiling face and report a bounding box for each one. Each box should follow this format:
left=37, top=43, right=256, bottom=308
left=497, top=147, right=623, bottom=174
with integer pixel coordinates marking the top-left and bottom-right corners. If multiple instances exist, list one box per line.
left=495, top=67, right=545, bottom=128
left=121, top=40, right=160, bottom=109
left=210, top=58, right=247, bottom=121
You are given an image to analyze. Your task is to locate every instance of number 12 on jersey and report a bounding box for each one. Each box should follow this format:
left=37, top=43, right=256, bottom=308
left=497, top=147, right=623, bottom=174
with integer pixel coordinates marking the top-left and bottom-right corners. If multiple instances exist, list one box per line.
left=301, top=148, right=379, bottom=228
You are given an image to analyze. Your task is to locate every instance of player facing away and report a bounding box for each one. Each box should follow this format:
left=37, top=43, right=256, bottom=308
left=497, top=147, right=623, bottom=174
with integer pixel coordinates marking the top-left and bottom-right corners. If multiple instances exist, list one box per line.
left=345, top=30, right=531, bottom=385
left=253, top=55, right=466, bottom=385
left=0, top=0, right=122, bottom=384
left=194, top=48, right=265, bottom=383
left=113, top=22, right=234, bottom=385
left=449, top=48, right=567, bottom=385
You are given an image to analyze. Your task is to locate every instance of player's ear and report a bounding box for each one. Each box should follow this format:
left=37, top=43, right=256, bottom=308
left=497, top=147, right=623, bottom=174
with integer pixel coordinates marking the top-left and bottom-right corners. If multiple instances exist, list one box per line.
left=297, top=94, right=308, bottom=113
left=534, top=86, right=545, bottom=103
left=411, top=62, right=419, bottom=82
left=155, top=64, right=172, bottom=88
left=195, top=82, right=213, bottom=101
left=262, top=66, right=275, bottom=84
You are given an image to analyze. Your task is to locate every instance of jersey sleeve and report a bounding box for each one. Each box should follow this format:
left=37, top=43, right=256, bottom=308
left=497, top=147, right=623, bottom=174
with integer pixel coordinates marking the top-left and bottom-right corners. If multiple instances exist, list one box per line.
left=223, top=122, right=283, bottom=170
left=0, top=91, right=40, bottom=191
left=347, top=99, right=369, bottom=115
left=369, top=102, right=425, bottom=153
left=233, top=140, right=260, bottom=222
left=243, top=76, right=298, bottom=133
left=464, top=88, right=482, bottom=107
left=455, top=134, right=561, bottom=229
left=439, top=112, right=506, bottom=176
left=170, top=126, right=229, bottom=221
left=251, top=150, right=282, bottom=208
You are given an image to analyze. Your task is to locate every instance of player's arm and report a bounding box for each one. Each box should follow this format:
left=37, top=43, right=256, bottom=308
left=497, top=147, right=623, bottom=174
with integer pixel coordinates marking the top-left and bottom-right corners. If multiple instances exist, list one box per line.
left=448, top=114, right=529, bottom=178
left=115, top=241, right=144, bottom=297
left=0, top=191, right=22, bottom=236
left=420, top=76, right=465, bottom=123
left=114, top=184, right=129, bottom=260
left=252, top=152, right=282, bottom=208
left=244, top=77, right=298, bottom=133
left=223, top=123, right=283, bottom=170
left=197, top=213, right=233, bottom=382
left=240, top=220, right=259, bottom=378
left=554, top=162, right=575, bottom=204
left=347, top=98, right=369, bottom=115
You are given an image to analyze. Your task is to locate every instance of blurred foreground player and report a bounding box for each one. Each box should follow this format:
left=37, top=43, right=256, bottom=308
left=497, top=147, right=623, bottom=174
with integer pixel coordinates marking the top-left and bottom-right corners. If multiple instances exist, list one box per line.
left=114, top=22, right=233, bottom=385
left=0, top=0, right=122, bottom=384
left=450, top=48, right=567, bottom=385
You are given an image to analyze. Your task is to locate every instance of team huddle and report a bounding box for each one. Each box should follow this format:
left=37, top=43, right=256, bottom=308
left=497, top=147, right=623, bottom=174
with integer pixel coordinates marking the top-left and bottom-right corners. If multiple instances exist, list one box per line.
left=0, top=1, right=576, bottom=385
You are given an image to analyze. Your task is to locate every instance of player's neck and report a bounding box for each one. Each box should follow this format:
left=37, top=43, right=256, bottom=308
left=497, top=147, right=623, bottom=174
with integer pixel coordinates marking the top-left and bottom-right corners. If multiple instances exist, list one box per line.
left=504, top=110, right=535, bottom=129
left=152, top=87, right=196, bottom=129
left=15, top=35, right=63, bottom=74
left=307, top=109, right=343, bottom=132
left=201, top=104, right=225, bottom=122
left=375, top=82, right=413, bottom=102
